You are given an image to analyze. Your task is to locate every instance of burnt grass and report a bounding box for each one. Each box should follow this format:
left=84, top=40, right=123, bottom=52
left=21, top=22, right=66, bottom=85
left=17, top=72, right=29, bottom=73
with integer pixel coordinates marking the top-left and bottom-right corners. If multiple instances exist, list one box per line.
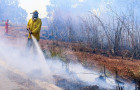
left=56, top=79, right=101, bottom=90
left=53, top=75, right=107, bottom=90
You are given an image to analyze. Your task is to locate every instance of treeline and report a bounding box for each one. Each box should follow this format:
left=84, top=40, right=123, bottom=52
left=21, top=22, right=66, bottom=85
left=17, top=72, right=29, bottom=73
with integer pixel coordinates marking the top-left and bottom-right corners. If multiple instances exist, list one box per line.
left=46, top=4, right=140, bottom=59
left=0, top=0, right=27, bottom=24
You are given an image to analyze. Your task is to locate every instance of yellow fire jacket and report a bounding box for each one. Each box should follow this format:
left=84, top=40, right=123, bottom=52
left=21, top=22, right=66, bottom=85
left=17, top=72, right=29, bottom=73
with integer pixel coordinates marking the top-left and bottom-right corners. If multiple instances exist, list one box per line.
left=27, top=18, right=42, bottom=41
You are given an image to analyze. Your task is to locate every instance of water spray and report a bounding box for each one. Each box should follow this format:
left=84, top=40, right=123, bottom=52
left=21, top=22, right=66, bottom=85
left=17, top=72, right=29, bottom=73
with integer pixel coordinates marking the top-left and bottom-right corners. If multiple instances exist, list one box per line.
left=27, top=29, right=54, bottom=83
left=27, top=29, right=47, bottom=64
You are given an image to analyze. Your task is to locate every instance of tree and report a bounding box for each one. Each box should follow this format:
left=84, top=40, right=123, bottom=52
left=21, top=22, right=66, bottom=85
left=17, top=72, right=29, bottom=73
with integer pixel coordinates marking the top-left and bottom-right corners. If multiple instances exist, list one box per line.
left=0, top=0, right=27, bottom=24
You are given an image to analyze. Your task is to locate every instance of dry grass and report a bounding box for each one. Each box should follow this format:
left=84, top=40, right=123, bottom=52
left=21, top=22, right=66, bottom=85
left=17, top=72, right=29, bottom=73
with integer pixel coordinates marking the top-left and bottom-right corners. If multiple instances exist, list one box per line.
left=40, top=39, right=140, bottom=81
left=2, top=26, right=140, bottom=82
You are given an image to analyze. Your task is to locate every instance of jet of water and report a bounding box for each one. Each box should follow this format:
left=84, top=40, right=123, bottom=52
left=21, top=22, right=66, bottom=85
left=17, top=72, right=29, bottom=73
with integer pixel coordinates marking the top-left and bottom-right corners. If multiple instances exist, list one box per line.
left=31, top=35, right=54, bottom=83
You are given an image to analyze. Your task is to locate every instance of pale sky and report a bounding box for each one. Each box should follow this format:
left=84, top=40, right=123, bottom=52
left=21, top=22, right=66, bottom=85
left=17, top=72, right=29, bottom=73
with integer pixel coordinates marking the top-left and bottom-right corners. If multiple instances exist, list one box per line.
left=18, top=0, right=128, bottom=21
left=19, top=0, right=50, bottom=20
left=19, top=0, right=87, bottom=21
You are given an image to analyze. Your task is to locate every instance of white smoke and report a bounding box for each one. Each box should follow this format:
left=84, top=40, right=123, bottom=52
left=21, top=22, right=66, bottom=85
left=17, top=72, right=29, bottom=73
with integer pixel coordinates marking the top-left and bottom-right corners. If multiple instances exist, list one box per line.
left=0, top=33, right=135, bottom=90
left=0, top=37, right=52, bottom=81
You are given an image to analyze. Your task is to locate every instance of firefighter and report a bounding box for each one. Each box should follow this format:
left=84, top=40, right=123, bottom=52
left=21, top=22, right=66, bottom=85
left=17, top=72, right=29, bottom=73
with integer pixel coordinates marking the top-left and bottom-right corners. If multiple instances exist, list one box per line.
left=26, top=10, right=42, bottom=50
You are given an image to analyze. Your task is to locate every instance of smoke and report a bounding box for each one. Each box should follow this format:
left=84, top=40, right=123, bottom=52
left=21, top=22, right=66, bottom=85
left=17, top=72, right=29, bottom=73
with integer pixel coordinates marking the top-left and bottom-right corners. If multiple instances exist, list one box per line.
left=31, top=35, right=52, bottom=75
left=0, top=32, right=135, bottom=89
left=0, top=0, right=27, bottom=25
left=0, top=35, right=53, bottom=82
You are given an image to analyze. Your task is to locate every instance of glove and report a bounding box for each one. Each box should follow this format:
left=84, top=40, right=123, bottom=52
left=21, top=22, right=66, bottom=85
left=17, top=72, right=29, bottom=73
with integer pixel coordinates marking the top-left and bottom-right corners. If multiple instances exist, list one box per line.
left=27, top=28, right=30, bottom=31
left=29, top=31, right=32, bottom=34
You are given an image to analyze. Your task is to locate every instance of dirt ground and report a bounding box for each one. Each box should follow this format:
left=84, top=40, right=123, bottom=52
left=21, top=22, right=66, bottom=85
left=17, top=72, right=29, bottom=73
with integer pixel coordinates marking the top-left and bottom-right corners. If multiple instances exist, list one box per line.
left=0, top=59, right=63, bottom=90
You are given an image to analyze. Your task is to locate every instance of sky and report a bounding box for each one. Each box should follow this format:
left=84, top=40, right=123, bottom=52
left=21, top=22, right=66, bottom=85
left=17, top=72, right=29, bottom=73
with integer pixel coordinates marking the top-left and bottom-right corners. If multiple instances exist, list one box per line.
left=19, top=0, right=140, bottom=21
left=19, top=0, right=50, bottom=20
left=19, top=0, right=112, bottom=20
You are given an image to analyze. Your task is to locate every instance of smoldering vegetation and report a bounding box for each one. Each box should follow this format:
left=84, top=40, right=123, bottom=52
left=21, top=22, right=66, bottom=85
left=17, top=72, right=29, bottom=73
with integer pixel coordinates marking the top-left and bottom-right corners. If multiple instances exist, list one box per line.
left=0, top=30, right=135, bottom=89
left=0, top=0, right=139, bottom=89
left=42, top=0, right=140, bottom=60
